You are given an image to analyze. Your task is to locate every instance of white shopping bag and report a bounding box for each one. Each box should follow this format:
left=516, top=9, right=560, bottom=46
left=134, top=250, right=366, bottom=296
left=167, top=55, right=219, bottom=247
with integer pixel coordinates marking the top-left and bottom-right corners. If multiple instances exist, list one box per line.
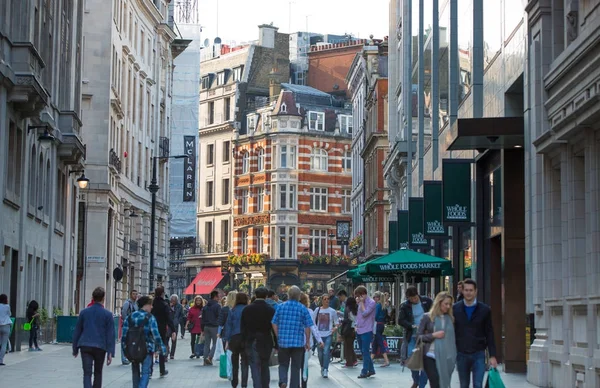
left=226, top=350, right=233, bottom=381
left=214, top=339, right=224, bottom=359
left=303, top=350, right=310, bottom=382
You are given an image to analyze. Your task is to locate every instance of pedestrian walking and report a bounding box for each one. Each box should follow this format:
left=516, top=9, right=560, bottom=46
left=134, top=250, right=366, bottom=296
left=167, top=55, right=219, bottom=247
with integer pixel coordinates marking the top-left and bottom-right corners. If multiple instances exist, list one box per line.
left=299, top=292, right=324, bottom=388
left=202, top=290, right=222, bottom=366
left=354, top=286, right=377, bottom=379
left=0, top=294, right=11, bottom=366
left=26, top=300, right=42, bottom=351
left=340, top=296, right=358, bottom=368
left=453, top=279, right=497, bottom=388
left=224, top=292, right=250, bottom=388
left=398, top=285, right=433, bottom=388
left=219, top=291, right=237, bottom=343
left=121, top=296, right=168, bottom=388
left=418, top=292, right=457, bottom=388
left=180, top=298, right=189, bottom=339
left=456, top=281, right=464, bottom=303
left=371, top=291, right=390, bottom=367
left=72, top=287, right=115, bottom=388
left=168, top=294, right=183, bottom=359
left=241, top=287, right=276, bottom=388
left=272, top=285, right=313, bottom=388
left=266, top=290, right=279, bottom=309
left=328, top=289, right=339, bottom=311
left=313, top=293, right=338, bottom=378
left=186, top=296, right=204, bottom=359
left=151, top=286, right=177, bottom=377
left=120, top=290, right=138, bottom=365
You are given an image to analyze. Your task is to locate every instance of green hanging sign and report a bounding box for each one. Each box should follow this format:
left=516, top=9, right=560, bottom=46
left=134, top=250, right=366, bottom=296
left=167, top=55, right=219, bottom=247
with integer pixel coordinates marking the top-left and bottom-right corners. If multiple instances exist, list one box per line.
left=408, top=197, right=428, bottom=248
left=423, top=181, right=448, bottom=238
left=442, top=159, right=472, bottom=223
left=398, top=210, right=409, bottom=249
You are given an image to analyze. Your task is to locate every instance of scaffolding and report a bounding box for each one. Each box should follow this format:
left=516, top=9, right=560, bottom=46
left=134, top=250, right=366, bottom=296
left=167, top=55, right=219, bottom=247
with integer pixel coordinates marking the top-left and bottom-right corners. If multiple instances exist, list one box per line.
left=174, top=0, right=199, bottom=24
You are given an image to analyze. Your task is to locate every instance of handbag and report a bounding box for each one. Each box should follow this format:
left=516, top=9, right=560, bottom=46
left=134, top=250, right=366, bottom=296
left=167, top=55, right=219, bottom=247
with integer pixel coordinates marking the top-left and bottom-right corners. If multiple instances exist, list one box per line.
left=188, top=321, right=195, bottom=331
left=194, top=335, right=204, bottom=357
left=268, top=349, right=279, bottom=367
left=405, top=337, right=424, bottom=371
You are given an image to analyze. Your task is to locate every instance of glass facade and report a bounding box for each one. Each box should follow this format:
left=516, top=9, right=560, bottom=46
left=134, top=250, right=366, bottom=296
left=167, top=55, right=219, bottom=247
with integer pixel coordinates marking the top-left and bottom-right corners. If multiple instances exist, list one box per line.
left=483, top=0, right=502, bottom=68
left=457, top=0, right=473, bottom=104
left=438, top=0, right=450, bottom=131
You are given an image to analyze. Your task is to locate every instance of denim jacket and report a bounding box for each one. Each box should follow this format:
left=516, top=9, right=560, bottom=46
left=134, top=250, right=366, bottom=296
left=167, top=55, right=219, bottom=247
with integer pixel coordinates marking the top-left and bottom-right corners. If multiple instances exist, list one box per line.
left=224, top=304, right=246, bottom=342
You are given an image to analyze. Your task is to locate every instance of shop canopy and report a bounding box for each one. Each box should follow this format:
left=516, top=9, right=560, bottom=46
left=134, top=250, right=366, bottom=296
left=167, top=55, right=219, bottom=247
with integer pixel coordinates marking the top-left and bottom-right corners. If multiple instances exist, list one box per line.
left=184, top=267, right=224, bottom=295
left=360, top=248, right=453, bottom=277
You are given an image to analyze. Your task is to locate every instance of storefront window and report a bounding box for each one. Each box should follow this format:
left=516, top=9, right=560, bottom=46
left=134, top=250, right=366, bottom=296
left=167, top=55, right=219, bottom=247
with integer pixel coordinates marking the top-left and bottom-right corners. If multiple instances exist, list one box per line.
left=489, top=168, right=502, bottom=226
left=457, top=0, right=473, bottom=104
left=484, top=0, right=502, bottom=68
left=438, top=0, right=450, bottom=131
left=460, top=228, right=472, bottom=279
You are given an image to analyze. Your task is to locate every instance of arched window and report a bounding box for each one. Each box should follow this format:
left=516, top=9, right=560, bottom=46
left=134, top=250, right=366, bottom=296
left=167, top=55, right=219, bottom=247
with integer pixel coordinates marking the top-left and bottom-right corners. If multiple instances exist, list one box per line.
left=45, top=160, right=51, bottom=213
left=310, top=148, right=328, bottom=171
left=38, top=153, right=44, bottom=209
left=242, top=151, right=250, bottom=174
left=257, top=148, right=265, bottom=171
left=29, top=145, right=37, bottom=206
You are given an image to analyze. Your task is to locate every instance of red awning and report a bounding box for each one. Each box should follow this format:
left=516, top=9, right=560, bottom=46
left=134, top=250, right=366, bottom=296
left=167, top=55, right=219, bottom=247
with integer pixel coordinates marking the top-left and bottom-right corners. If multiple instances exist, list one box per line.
left=184, top=267, right=224, bottom=295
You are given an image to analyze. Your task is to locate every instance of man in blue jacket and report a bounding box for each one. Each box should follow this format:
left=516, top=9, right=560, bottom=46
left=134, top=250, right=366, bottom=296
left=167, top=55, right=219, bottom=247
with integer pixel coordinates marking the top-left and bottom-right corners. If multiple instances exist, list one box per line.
left=202, top=290, right=222, bottom=365
left=453, top=279, right=497, bottom=388
left=72, top=287, right=115, bottom=388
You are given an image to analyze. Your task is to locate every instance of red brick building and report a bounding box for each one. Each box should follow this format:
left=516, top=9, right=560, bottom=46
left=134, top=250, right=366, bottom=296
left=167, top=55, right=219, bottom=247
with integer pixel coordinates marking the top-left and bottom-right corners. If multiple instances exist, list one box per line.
left=231, top=83, right=354, bottom=293
left=307, top=40, right=366, bottom=99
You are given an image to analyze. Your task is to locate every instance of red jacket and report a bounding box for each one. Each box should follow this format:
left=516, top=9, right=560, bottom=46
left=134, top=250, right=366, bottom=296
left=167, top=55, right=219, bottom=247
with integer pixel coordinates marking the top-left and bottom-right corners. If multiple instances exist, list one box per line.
left=187, top=305, right=203, bottom=334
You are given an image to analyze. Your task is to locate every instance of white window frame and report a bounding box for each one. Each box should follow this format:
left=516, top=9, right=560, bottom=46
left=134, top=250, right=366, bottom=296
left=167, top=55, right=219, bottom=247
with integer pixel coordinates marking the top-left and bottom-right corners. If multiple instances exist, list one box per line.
left=257, top=187, right=264, bottom=212
left=340, top=115, right=353, bottom=134
left=217, top=71, right=225, bottom=85
left=309, top=229, right=328, bottom=256
left=309, top=187, right=328, bottom=212
left=342, top=151, right=351, bottom=172
left=242, top=152, right=250, bottom=174
left=240, top=229, right=248, bottom=253
left=278, top=184, right=297, bottom=210
left=255, top=228, right=264, bottom=253
left=279, top=145, right=296, bottom=169
left=278, top=226, right=296, bottom=259
left=281, top=103, right=287, bottom=113
left=310, top=148, right=328, bottom=171
left=247, top=114, right=256, bottom=131
left=257, top=148, right=265, bottom=171
left=341, top=189, right=351, bottom=213
left=309, top=111, right=325, bottom=131
left=241, top=189, right=249, bottom=213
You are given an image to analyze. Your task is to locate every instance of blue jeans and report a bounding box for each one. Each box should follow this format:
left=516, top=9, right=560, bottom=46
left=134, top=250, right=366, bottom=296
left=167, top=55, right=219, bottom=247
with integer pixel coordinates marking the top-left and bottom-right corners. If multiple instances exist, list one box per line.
left=317, top=335, right=333, bottom=371
left=408, top=337, right=428, bottom=387
left=80, top=346, right=106, bottom=388
left=357, top=332, right=374, bottom=376
left=132, top=353, right=153, bottom=388
left=457, top=351, right=486, bottom=388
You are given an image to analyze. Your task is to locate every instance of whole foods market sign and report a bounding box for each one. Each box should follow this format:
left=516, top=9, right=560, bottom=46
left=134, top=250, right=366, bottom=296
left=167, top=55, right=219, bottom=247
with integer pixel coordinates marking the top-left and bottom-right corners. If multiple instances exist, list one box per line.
left=442, top=159, right=472, bottom=223
left=377, top=262, right=445, bottom=272
left=423, top=181, right=448, bottom=237
left=408, top=197, right=429, bottom=248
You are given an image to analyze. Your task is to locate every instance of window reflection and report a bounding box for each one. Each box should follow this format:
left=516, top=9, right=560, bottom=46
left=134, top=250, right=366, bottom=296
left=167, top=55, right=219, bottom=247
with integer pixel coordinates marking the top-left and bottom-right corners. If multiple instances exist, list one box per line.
left=504, top=0, right=527, bottom=39
left=438, top=0, right=450, bottom=130
left=484, top=0, right=502, bottom=68
left=458, top=0, right=473, bottom=104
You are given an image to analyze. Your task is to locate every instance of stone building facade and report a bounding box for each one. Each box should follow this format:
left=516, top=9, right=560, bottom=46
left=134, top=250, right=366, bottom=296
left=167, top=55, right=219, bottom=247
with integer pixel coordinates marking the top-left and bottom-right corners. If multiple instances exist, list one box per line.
left=0, top=0, right=86, bottom=342
left=80, top=0, right=179, bottom=307
left=232, top=83, right=353, bottom=293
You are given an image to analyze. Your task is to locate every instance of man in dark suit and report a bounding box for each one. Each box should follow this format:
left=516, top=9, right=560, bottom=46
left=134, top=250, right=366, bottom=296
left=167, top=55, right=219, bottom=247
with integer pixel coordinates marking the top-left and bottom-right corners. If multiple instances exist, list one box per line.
left=72, top=287, right=115, bottom=388
left=151, top=286, right=177, bottom=377
left=242, top=287, right=276, bottom=388
left=453, top=278, right=497, bottom=388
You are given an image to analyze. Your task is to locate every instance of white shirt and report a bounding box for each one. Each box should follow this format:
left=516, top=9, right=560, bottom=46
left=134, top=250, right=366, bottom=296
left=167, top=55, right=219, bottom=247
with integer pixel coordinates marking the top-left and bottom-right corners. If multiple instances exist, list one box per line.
left=0, top=304, right=11, bottom=325
left=314, top=306, right=337, bottom=338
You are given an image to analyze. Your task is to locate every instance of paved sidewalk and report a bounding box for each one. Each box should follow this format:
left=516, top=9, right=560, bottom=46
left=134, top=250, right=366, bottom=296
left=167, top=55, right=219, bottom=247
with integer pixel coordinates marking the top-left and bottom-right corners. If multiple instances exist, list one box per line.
left=0, top=338, right=536, bottom=387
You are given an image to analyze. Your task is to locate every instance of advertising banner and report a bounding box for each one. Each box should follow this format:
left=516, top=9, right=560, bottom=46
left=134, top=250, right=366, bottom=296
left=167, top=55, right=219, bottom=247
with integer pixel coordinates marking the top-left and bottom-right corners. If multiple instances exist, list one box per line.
left=423, top=181, right=448, bottom=238
left=408, top=197, right=428, bottom=248
left=442, top=159, right=472, bottom=223
left=183, top=135, right=196, bottom=202
left=398, top=210, right=409, bottom=249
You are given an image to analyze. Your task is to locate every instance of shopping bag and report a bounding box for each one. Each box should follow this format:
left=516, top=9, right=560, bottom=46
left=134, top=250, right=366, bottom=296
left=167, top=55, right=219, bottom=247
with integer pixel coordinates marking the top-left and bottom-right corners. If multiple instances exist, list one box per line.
left=303, top=350, right=310, bottom=382
left=487, top=368, right=506, bottom=388
left=219, top=353, right=228, bottom=379
left=405, top=338, right=424, bottom=371
left=226, top=350, right=233, bottom=381
left=194, top=335, right=204, bottom=357
left=214, top=339, right=224, bottom=360
left=268, top=349, right=279, bottom=367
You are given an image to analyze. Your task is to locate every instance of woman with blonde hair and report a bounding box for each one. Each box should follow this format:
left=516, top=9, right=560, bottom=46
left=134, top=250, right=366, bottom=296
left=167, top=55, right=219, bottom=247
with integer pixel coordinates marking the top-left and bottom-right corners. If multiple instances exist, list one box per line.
left=218, top=291, right=237, bottom=342
left=417, top=292, right=457, bottom=388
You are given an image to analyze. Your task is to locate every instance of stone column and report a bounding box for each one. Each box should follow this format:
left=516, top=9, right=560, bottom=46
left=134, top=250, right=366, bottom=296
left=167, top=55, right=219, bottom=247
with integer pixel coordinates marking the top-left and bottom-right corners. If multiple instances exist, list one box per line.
left=83, top=198, right=109, bottom=303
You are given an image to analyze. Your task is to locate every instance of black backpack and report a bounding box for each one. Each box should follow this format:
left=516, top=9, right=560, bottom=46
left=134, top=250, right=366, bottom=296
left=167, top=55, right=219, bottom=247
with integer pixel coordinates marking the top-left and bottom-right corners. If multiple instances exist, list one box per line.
left=124, top=314, right=151, bottom=363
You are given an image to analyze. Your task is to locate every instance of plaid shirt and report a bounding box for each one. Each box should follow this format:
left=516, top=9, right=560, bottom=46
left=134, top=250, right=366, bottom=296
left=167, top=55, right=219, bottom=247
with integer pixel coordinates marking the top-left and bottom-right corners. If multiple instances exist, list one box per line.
left=271, top=300, right=313, bottom=348
left=121, top=310, right=167, bottom=355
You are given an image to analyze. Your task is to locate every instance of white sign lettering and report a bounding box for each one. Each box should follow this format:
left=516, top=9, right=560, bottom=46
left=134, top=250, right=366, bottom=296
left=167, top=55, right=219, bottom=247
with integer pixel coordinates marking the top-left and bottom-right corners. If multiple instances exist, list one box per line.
left=446, top=204, right=467, bottom=220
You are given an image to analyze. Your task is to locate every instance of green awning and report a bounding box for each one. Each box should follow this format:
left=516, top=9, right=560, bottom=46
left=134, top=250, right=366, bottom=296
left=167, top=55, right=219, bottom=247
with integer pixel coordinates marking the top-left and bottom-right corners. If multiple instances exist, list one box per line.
left=347, top=267, right=395, bottom=283
left=360, top=249, right=453, bottom=277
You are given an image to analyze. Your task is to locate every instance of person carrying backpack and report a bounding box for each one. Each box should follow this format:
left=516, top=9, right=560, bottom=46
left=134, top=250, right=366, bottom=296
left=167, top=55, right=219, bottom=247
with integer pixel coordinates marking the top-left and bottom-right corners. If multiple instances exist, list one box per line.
left=122, top=296, right=168, bottom=388
left=120, top=289, right=138, bottom=365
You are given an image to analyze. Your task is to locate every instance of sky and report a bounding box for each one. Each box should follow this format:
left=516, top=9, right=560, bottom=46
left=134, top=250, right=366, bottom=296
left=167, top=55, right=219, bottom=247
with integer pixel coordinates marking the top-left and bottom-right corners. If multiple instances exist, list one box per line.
left=196, top=0, right=390, bottom=45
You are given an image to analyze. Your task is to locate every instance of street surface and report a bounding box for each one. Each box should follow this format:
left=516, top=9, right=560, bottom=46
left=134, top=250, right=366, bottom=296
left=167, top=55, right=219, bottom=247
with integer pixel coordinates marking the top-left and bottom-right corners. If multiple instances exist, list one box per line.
left=0, top=337, right=535, bottom=387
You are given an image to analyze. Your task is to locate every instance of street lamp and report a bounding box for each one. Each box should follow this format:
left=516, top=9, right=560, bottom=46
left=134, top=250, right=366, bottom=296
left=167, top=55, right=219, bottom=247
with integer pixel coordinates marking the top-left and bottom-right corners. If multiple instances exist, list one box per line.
left=148, top=154, right=188, bottom=293
left=69, top=170, right=90, bottom=189
left=329, top=233, right=335, bottom=280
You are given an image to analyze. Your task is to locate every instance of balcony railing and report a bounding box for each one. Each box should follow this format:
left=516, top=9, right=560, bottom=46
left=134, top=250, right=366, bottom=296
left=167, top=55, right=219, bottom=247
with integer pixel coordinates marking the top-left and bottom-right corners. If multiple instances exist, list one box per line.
left=159, top=137, right=170, bottom=158
left=181, top=243, right=230, bottom=256
left=109, top=149, right=122, bottom=173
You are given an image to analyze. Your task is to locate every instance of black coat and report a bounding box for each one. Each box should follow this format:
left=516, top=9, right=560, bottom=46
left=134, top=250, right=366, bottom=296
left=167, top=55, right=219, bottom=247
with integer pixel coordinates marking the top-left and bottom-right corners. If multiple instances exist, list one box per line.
left=201, top=299, right=221, bottom=330
left=453, top=300, right=497, bottom=357
left=152, top=296, right=176, bottom=336
left=241, top=300, right=276, bottom=360
left=397, top=296, right=433, bottom=341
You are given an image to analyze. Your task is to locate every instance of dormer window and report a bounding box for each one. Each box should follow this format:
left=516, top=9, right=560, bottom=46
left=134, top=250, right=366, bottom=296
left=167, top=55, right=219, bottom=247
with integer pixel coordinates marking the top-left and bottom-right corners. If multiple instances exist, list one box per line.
left=217, top=71, right=225, bottom=85
left=247, top=114, right=257, bottom=131
left=281, top=103, right=287, bottom=113
left=309, top=111, right=325, bottom=131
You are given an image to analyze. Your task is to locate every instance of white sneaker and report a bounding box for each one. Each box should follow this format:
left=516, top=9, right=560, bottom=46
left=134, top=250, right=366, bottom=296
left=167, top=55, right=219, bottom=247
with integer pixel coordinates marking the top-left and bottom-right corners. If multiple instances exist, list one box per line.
left=321, top=368, right=324, bottom=377
left=323, top=369, right=328, bottom=378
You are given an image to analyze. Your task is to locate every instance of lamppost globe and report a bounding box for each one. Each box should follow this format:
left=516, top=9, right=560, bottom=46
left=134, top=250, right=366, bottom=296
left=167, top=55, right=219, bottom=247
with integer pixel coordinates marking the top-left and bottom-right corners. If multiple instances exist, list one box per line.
left=77, top=173, right=90, bottom=189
